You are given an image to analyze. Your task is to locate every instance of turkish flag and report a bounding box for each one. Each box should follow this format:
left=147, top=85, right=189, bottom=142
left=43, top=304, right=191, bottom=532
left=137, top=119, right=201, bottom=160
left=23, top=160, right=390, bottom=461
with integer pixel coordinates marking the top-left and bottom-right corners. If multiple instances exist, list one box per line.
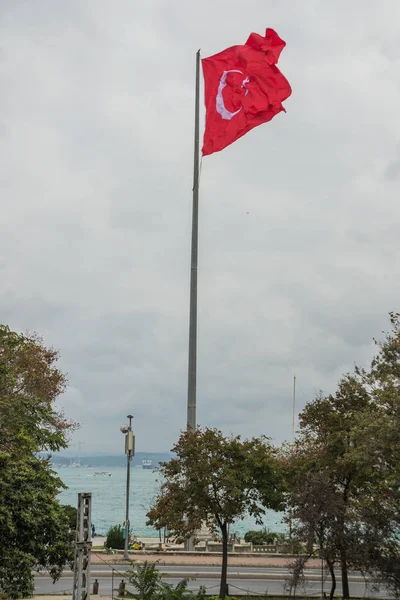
left=202, top=28, right=291, bottom=156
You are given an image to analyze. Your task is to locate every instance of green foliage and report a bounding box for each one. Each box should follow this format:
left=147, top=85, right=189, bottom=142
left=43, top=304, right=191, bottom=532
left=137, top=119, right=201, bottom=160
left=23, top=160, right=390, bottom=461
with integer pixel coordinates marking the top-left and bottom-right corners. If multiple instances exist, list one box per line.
left=193, top=585, right=207, bottom=600
left=284, top=314, right=400, bottom=600
left=158, top=580, right=207, bottom=600
left=126, top=561, right=162, bottom=600
left=285, top=376, right=376, bottom=599
left=147, top=427, right=285, bottom=599
left=158, top=578, right=192, bottom=600
left=244, top=528, right=287, bottom=545
left=0, top=454, right=74, bottom=598
left=147, top=428, right=284, bottom=540
left=0, top=325, right=75, bottom=457
left=0, top=551, right=35, bottom=599
left=0, top=325, right=76, bottom=598
left=125, top=561, right=206, bottom=600
left=105, top=524, right=126, bottom=550
left=63, top=504, right=78, bottom=533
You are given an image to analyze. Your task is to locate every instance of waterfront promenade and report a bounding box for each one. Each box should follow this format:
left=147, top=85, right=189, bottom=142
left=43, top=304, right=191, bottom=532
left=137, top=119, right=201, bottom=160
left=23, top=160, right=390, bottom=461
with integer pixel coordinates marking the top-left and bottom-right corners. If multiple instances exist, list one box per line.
left=91, top=536, right=324, bottom=569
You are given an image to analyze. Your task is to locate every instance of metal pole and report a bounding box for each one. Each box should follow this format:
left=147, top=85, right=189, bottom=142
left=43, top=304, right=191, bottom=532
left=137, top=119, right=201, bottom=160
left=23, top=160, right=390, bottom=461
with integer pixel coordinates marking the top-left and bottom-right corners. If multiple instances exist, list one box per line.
left=289, top=375, right=296, bottom=540
left=187, top=49, right=201, bottom=431
left=124, top=415, right=133, bottom=560
left=185, top=50, right=200, bottom=554
left=292, top=374, right=296, bottom=443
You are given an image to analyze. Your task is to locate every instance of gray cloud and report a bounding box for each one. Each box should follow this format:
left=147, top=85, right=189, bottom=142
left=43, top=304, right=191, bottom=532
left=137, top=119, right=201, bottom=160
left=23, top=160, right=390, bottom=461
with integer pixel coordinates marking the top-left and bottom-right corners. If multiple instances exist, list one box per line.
left=1, top=0, right=400, bottom=453
left=384, top=160, right=400, bottom=181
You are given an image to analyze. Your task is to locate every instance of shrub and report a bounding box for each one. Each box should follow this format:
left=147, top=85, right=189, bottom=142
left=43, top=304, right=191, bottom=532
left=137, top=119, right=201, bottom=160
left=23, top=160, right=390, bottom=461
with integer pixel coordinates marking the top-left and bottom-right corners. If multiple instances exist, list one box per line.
left=244, top=528, right=287, bottom=545
left=105, top=524, right=125, bottom=549
left=126, top=561, right=162, bottom=600
left=126, top=561, right=207, bottom=600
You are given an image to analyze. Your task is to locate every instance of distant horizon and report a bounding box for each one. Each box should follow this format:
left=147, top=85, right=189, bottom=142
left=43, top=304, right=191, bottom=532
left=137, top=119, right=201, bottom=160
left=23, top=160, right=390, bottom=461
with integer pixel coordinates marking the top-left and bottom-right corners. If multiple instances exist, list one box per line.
left=47, top=450, right=172, bottom=458
left=47, top=450, right=173, bottom=468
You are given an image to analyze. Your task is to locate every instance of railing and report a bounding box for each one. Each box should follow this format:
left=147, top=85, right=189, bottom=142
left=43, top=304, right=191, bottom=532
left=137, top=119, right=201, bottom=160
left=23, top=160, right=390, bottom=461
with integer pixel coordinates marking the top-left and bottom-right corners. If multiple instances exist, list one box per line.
left=251, top=544, right=293, bottom=554
left=138, top=541, right=294, bottom=554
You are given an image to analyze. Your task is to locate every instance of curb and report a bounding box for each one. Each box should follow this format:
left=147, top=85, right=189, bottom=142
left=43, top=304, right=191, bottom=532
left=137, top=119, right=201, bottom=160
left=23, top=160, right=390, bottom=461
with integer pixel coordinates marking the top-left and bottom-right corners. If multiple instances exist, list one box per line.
left=34, top=570, right=370, bottom=583
left=95, top=550, right=303, bottom=558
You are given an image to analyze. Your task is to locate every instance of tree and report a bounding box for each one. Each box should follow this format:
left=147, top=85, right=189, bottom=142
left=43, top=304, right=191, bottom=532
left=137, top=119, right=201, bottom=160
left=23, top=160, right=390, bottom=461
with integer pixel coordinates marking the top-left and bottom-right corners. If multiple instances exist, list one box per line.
left=284, top=468, right=351, bottom=600
left=0, top=325, right=74, bottom=456
left=62, top=505, right=78, bottom=533
left=353, top=312, right=400, bottom=597
left=146, top=427, right=284, bottom=599
left=285, top=314, right=400, bottom=599
left=0, top=455, right=74, bottom=597
left=285, top=377, right=375, bottom=599
left=0, top=325, right=76, bottom=598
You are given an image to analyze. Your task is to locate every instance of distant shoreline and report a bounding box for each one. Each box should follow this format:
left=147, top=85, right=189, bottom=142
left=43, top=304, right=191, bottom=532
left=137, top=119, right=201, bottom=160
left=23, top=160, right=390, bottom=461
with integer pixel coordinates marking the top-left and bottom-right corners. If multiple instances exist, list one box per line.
left=47, top=451, right=172, bottom=468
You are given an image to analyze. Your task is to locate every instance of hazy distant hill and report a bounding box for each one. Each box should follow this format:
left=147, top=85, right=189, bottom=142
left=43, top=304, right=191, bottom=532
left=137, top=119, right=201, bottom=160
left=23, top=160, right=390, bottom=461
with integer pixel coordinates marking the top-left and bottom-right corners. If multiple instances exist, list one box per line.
left=48, top=451, right=172, bottom=467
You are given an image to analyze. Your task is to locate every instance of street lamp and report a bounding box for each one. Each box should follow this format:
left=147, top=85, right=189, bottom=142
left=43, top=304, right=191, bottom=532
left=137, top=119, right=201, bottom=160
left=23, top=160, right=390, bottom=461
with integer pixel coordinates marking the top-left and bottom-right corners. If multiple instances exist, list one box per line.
left=120, top=414, right=135, bottom=560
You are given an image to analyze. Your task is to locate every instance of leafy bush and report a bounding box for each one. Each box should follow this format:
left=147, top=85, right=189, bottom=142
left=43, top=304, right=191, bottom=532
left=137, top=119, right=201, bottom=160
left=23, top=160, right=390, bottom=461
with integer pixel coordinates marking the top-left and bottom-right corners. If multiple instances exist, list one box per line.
left=244, top=528, right=287, bottom=545
left=158, top=578, right=192, bottom=600
left=126, top=561, right=207, bottom=600
left=105, top=524, right=125, bottom=549
left=126, top=561, right=161, bottom=600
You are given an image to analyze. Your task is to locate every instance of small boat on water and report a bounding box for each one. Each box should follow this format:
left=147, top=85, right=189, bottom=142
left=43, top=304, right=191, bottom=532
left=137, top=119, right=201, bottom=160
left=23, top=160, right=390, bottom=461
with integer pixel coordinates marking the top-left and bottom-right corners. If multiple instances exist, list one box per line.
left=93, top=471, right=112, bottom=477
left=142, top=460, right=153, bottom=470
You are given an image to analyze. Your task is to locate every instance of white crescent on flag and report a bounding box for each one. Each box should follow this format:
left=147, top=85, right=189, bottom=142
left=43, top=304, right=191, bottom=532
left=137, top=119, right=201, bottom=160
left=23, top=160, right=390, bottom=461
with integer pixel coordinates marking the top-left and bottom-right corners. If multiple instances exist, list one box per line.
left=216, top=70, right=249, bottom=120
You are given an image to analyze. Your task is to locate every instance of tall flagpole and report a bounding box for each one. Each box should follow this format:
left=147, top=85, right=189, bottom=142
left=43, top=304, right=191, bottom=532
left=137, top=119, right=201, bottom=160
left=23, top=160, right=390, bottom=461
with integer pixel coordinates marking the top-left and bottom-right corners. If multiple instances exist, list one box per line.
left=185, top=49, right=200, bottom=554
left=187, top=50, right=201, bottom=431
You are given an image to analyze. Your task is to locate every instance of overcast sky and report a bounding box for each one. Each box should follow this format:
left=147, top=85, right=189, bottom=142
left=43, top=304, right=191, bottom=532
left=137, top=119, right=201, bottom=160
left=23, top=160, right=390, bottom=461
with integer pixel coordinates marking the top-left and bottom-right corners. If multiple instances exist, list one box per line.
left=2, top=0, right=400, bottom=454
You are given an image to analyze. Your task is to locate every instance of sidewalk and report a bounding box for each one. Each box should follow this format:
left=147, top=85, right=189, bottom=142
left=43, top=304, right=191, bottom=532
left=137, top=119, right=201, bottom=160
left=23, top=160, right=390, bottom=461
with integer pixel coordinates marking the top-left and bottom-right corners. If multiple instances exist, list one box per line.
left=91, top=552, right=322, bottom=569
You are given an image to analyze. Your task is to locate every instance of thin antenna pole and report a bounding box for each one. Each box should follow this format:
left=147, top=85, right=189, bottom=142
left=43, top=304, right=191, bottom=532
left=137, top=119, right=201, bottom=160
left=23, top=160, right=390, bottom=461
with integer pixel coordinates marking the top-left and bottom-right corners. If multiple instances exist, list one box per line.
left=292, top=374, right=296, bottom=443
left=289, top=374, right=296, bottom=541
left=187, top=50, right=201, bottom=431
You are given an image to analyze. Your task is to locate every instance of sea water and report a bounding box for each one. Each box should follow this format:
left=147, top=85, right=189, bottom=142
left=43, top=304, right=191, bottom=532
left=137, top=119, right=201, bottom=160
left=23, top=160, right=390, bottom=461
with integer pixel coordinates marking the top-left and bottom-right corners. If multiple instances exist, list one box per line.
left=56, top=466, right=285, bottom=537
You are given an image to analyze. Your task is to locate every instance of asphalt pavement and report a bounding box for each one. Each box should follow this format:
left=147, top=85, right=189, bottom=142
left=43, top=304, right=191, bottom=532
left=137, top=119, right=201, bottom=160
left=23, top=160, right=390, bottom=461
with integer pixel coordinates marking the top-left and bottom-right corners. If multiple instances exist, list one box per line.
left=34, top=563, right=390, bottom=598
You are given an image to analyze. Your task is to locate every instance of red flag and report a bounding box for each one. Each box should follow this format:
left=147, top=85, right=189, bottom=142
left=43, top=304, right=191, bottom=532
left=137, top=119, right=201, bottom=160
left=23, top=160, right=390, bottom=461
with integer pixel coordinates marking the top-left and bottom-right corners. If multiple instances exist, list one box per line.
left=202, top=28, right=291, bottom=156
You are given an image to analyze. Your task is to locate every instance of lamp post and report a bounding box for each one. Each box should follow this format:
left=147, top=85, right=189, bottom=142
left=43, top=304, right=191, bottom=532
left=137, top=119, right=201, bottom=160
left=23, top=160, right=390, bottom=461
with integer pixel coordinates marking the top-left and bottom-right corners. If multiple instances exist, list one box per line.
left=120, top=415, right=135, bottom=560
